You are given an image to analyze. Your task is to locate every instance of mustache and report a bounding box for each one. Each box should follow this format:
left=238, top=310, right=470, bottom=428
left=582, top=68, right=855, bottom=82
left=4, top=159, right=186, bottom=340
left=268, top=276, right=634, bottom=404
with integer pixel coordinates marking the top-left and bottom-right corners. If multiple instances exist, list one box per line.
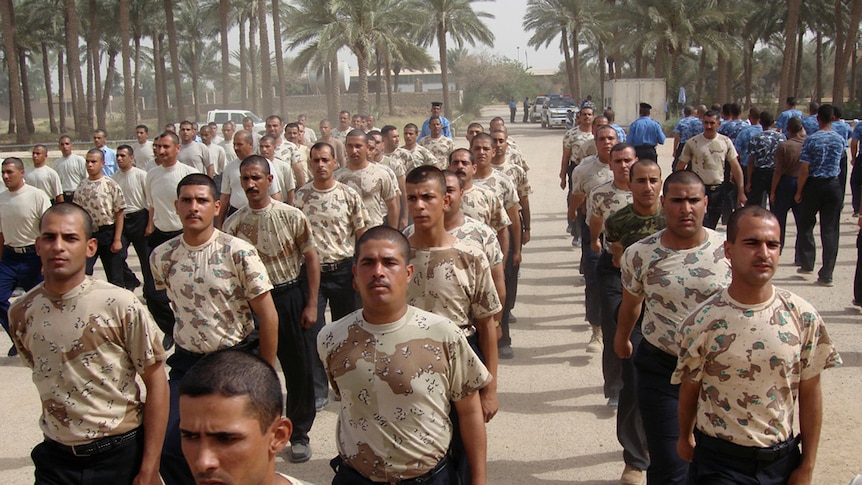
left=245, top=187, right=259, bottom=195
left=367, top=277, right=390, bottom=290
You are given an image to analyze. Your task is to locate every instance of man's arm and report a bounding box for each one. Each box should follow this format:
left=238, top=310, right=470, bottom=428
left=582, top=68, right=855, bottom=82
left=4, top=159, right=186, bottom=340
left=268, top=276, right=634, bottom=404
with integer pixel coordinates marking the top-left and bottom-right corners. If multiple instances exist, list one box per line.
left=795, top=163, right=810, bottom=204
left=676, top=378, right=701, bottom=463
left=490, top=262, right=506, bottom=330
left=746, top=155, right=755, bottom=194
left=728, top=156, right=747, bottom=206
left=560, top=146, right=572, bottom=189
left=134, top=361, right=169, bottom=485
left=673, top=133, right=681, bottom=154
left=788, top=375, right=823, bottom=485
left=301, top=249, right=320, bottom=329
left=145, top=207, right=155, bottom=236
left=497, top=227, right=509, bottom=269
left=851, top=138, right=859, bottom=162
left=588, top=213, right=604, bottom=253
left=475, top=314, right=498, bottom=423
left=283, top=189, right=295, bottom=206
left=567, top=192, right=586, bottom=222
left=55, top=194, right=64, bottom=204
left=506, top=204, right=522, bottom=266
left=397, top=175, right=408, bottom=229
left=206, top=164, right=214, bottom=178
left=453, top=392, right=487, bottom=484
left=614, top=288, right=645, bottom=359
left=292, top=162, right=307, bottom=188
left=217, top=193, right=231, bottom=229
left=111, top=209, right=125, bottom=253
left=520, top=195, right=531, bottom=244
left=385, top=196, right=399, bottom=228
left=249, top=292, right=278, bottom=366
left=271, top=191, right=282, bottom=202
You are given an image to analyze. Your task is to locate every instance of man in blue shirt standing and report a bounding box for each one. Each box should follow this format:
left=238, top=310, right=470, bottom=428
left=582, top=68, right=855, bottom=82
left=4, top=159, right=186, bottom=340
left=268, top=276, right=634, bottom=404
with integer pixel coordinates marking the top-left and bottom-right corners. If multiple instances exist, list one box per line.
left=802, top=101, right=820, bottom=135
left=795, top=104, right=845, bottom=286
left=733, top=107, right=763, bottom=182
left=628, top=102, right=665, bottom=162
left=671, top=105, right=702, bottom=170
left=831, top=105, right=851, bottom=192
left=93, top=129, right=118, bottom=176
left=776, top=97, right=804, bottom=136
left=509, top=98, right=517, bottom=123
left=419, top=102, right=452, bottom=139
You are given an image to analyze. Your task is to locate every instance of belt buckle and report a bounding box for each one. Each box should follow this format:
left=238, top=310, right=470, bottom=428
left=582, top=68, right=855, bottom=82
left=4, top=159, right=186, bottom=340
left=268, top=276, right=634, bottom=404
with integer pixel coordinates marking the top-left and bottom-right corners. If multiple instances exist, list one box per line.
left=70, top=443, right=93, bottom=457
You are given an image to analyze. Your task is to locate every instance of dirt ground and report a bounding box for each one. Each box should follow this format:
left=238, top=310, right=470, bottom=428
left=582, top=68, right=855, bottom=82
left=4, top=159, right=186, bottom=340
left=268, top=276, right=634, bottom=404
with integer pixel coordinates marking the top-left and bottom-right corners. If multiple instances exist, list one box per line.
left=0, top=105, right=859, bottom=484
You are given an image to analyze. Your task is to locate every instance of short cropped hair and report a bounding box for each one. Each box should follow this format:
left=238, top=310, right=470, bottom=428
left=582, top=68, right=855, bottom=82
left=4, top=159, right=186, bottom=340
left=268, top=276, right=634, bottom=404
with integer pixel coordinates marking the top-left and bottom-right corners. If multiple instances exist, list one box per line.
left=470, top=133, right=493, bottom=148
left=310, top=142, right=334, bottom=158
left=403, top=123, right=419, bottom=133
left=177, top=173, right=218, bottom=200
left=726, top=205, right=777, bottom=243
left=240, top=155, right=271, bottom=175
left=1, top=157, right=24, bottom=171
left=346, top=129, right=369, bottom=142
left=786, top=116, right=804, bottom=134
left=449, top=148, right=475, bottom=165
left=759, top=110, right=774, bottom=129
left=158, top=131, right=180, bottom=145
left=355, top=225, right=410, bottom=262
left=406, top=165, right=446, bottom=193
left=136, top=124, right=149, bottom=133
left=86, top=148, right=105, bottom=161
left=663, top=170, right=705, bottom=195
left=117, top=144, right=134, bottom=155
left=629, top=159, right=661, bottom=181
left=41, top=202, right=94, bottom=239
left=381, top=125, right=397, bottom=137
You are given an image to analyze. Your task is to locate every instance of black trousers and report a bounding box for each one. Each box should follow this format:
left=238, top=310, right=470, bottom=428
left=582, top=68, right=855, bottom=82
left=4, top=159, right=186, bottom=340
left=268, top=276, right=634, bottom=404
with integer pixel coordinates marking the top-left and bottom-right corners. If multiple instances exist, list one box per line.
left=121, top=209, right=151, bottom=290
left=32, top=428, right=145, bottom=485
left=703, top=184, right=726, bottom=230
left=500, top=234, right=519, bottom=347
left=798, top=177, right=842, bottom=281
left=856, top=230, right=862, bottom=303
left=85, top=224, right=126, bottom=287
left=145, top=228, right=182, bottom=336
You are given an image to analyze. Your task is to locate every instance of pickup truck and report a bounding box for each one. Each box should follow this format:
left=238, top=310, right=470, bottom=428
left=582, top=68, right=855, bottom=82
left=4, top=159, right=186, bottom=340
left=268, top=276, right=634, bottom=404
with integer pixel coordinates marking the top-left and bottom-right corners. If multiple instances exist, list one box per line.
left=206, top=110, right=266, bottom=134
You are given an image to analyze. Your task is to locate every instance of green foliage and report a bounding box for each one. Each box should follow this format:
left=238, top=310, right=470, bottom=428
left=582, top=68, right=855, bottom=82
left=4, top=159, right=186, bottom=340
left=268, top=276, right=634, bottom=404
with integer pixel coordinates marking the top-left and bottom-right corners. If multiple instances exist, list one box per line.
left=452, top=52, right=538, bottom=117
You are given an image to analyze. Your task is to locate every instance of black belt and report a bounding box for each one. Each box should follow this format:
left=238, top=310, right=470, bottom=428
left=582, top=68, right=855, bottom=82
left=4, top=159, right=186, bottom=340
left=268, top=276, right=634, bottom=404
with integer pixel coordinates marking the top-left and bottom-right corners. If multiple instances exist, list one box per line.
left=754, top=167, right=774, bottom=172
left=694, top=429, right=799, bottom=463
left=320, top=257, right=353, bottom=273
left=704, top=183, right=723, bottom=190
left=808, top=176, right=838, bottom=181
left=174, top=337, right=259, bottom=359
left=635, top=144, right=657, bottom=149
left=124, top=209, right=147, bottom=218
left=272, top=278, right=301, bottom=290
left=330, top=452, right=450, bottom=484
left=94, top=223, right=115, bottom=234
left=641, top=339, right=678, bottom=367
left=46, top=427, right=140, bottom=457
left=5, top=244, right=36, bottom=254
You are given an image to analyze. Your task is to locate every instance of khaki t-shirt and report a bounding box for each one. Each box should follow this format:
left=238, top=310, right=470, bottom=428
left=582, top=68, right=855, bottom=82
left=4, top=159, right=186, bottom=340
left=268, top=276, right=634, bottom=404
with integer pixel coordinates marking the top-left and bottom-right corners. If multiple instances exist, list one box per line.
left=334, top=163, right=398, bottom=227
left=460, top=184, right=511, bottom=233
left=0, top=184, right=51, bottom=247
left=679, top=133, right=738, bottom=185
left=74, top=177, right=127, bottom=228
left=294, top=182, right=369, bottom=263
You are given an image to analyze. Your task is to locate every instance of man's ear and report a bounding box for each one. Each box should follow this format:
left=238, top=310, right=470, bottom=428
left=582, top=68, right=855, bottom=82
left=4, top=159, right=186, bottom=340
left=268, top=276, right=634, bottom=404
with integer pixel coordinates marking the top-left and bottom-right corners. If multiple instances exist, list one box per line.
left=268, top=417, right=292, bottom=456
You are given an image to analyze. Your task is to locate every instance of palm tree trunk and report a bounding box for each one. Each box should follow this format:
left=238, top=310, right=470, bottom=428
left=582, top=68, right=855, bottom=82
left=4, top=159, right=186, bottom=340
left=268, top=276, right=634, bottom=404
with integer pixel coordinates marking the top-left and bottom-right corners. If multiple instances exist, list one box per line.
left=375, top=46, right=382, bottom=111
left=133, top=36, right=142, bottom=119
left=779, top=0, right=801, bottom=104
left=598, top=41, right=605, bottom=104
left=560, top=26, right=575, bottom=98
left=793, top=27, right=803, bottom=97
left=240, top=18, right=248, bottom=106
left=271, top=0, right=286, bottom=116
left=0, top=0, right=27, bottom=142
left=832, top=0, right=862, bottom=107
left=437, top=25, right=451, bottom=118
left=250, top=14, right=259, bottom=114
left=7, top=76, right=15, bottom=135
left=65, top=0, right=87, bottom=135
left=154, top=33, right=168, bottom=128
left=696, top=47, right=707, bottom=103
left=332, top=53, right=341, bottom=118
left=220, top=0, right=231, bottom=106
left=571, top=29, right=580, bottom=100
left=42, top=42, right=58, bottom=134
left=257, top=0, right=273, bottom=115
left=385, top=52, right=394, bottom=116
left=744, top=41, right=753, bottom=108
left=88, top=0, right=105, bottom=129
left=58, top=49, right=66, bottom=133
left=816, top=31, right=823, bottom=102
left=851, top=40, right=858, bottom=103
left=120, top=0, right=135, bottom=134
left=86, top=45, right=95, bottom=128
left=355, top=45, right=369, bottom=115
left=101, top=48, right=117, bottom=119
left=19, top=48, right=36, bottom=135
left=164, top=0, right=184, bottom=120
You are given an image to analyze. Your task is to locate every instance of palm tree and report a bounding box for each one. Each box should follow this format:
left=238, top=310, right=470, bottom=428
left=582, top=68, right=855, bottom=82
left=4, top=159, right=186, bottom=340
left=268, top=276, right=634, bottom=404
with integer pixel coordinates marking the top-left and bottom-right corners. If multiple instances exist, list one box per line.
left=257, top=0, right=274, bottom=115
left=120, top=0, right=135, bottom=133
left=64, top=0, right=87, bottom=134
left=412, top=0, right=494, bottom=119
left=0, top=0, right=27, bottom=142
left=177, top=0, right=218, bottom=121
left=778, top=0, right=802, bottom=103
left=163, top=0, right=185, bottom=120
left=272, top=0, right=287, bottom=115
left=832, top=0, right=862, bottom=106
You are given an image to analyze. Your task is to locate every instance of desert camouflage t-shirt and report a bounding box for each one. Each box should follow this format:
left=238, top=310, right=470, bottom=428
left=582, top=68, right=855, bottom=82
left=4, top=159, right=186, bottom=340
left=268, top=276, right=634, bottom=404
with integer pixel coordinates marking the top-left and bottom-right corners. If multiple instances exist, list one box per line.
left=460, top=184, right=511, bottom=233
left=294, top=182, right=369, bottom=263
left=562, top=128, right=594, bottom=165
left=380, top=154, right=407, bottom=178
left=621, top=229, right=730, bottom=355
left=492, top=160, right=531, bottom=200
left=10, top=277, right=165, bottom=445
left=673, top=287, right=842, bottom=447
left=474, top=171, right=519, bottom=211
left=74, top=177, right=127, bottom=228
left=223, top=200, right=315, bottom=285
left=404, top=144, right=443, bottom=171
left=604, top=205, right=666, bottom=249
left=679, top=133, right=738, bottom=185
left=506, top=149, right=530, bottom=172
left=275, top=140, right=301, bottom=167
left=403, top=216, right=503, bottom=267
left=419, top=135, right=455, bottom=168
left=318, top=306, right=491, bottom=482
left=587, top=181, right=632, bottom=251
left=150, top=230, right=272, bottom=353
left=570, top=155, right=612, bottom=197
left=335, top=163, right=398, bottom=227
left=383, top=148, right=411, bottom=176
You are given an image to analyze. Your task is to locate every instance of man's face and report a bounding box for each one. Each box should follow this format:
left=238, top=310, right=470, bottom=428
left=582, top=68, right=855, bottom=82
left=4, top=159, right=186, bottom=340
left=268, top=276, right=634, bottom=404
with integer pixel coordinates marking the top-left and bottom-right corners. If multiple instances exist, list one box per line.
left=725, top=214, right=781, bottom=289
left=662, top=183, right=707, bottom=240
left=32, top=146, right=48, bottom=166
left=222, top=123, right=235, bottom=141
left=430, top=119, right=442, bottom=137
left=155, top=136, right=180, bottom=165
left=352, top=116, right=363, bottom=130
left=447, top=151, right=475, bottom=182
left=595, top=129, right=618, bottom=158
left=297, top=124, right=306, bottom=141
left=1, top=163, right=25, bottom=190
left=37, top=211, right=97, bottom=284
left=85, top=153, right=104, bottom=177
left=466, top=125, right=483, bottom=143
left=579, top=109, right=594, bottom=128
left=241, top=163, right=273, bottom=207
left=470, top=138, right=493, bottom=167
left=431, top=105, right=442, bottom=116
left=234, top=133, right=254, bottom=159
left=93, top=132, right=106, bottom=148
left=345, top=135, right=368, bottom=165
left=136, top=128, right=148, bottom=144
left=629, top=163, right=662, bottom=210
left=319, top=121, right=331, bottom=137
left=367, top=116, right=375, bottom=127
left=265, top=118, right=283, bottom=137
left=610, top=147, right=636, bottom=184
left=116, top=148, right=134, bottom=171
left=284, top=126, right=300, bottom=144
left=309, top=146, right=337, bottom=183
left=59, top=138, right=73, bottom=157
left=444, top=174, right=463, bottom=213
left=702, top=115, right=719, bottom=136
left=180, top=394, right=289, bottom=485
left=406, top=180, right=450, bottom=231
left=489, top=119, right=504, bottom=132
left=369, top=135, right=383, bottom=160
left=403, top=127, right=418, bottom=146
left=491, top=132, right=507, bottom=157
left=353, top=238, right=413, bottom=308
left=384, top=130, right=400, bottom=152
left=339, top=113, right=350, bottom=129
left=176, top=184, right=219, bottom=233
left=243, top=119, right=254, bottom=132
left=179, top=123, right=195, bottom=143
left=199, top=128, right=212, bottom=145
left=259, top=139, right=275, bottom=160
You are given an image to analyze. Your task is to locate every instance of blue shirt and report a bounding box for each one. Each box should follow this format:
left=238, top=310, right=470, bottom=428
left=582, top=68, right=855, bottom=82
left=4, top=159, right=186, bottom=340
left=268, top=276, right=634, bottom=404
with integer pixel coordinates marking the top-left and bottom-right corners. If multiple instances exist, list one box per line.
left=776, top=109, right=803, bottom=136
left=717, top=119, right=749, bottom=142
left=673, top=116, right=703, bottom=144
left=628, top=116, right=665, bottom=146
left=734, top=125, right=762, bottom=167
left=611, top=123, right=627, bottom=143
left=420, top=116, right=452, bottom=139
left=800, top=129, right=845, bottom=179
left=748, top=130, right=786, bottom=170
left=99, top=147, right=118, bottom=176
left=851, top=123, right=862, bottom=144
left=832, top=120, right=851, bottom=148
left=509, top=100, right=517, bottom=110
left=802, top=115, right=819, bottom=136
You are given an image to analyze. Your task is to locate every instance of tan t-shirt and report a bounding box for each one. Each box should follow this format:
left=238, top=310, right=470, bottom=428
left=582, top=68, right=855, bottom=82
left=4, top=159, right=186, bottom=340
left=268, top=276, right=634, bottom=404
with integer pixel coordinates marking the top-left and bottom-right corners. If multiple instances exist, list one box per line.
left=334, top=163, right=398, bottom=227
left=562, top=128, right=594, bottom=165
left=178, top=141, right=212, bottom=173
left=220, top=159, right=281, bottom=209
left=403, top=216, right=503, bottom=267
left=10, top=277, right=165, bottom=446
left=473, top=171, right=519, bottom=211
left=419, top=135, right=455, bottom=168
left=382, top=148, right=411, bottom=177
left=570, top=155, right=612, bottom=197
left=0, top=184, right=51, bottom=247
left=150, top=230, right=273, bottom=353
left=269, top=157, right=297, bottom=198
left=74, top=177, right=127, bottom=228
left=223, top=200, right=316, bottom=285
left=587, top=181, right=632, bottom=252
left=145, top=162, right=199, bottom=232
left=492, top=160, right=531, bottom=199
left=111, top=167, right=148, bottom=213
left=131, top=140, right=155, bottom=169
left=404, top=144, right=443, bottom=171
left=25, top=166, right=63, bottom=200
left=53, top=154, right=88, bottom=192
left=318, top=306, right=491, bottom=482
left=294, top=182, right=369, bottom=263
left=673, top=287, right=842, bottom=447
left=407, top=241, right=502, bottom=327
left=460, top=184, right=511, bottom=233
left=679, top=133, right=739, bottom=185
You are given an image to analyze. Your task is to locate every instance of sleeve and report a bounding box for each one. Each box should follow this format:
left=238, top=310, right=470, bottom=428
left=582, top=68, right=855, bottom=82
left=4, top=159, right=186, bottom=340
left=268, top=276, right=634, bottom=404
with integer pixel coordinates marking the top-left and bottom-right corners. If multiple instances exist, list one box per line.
left=145, top=173, right=154, bottom=208
left=236, top=246, right=274, bottom=299
left=150, top=249, right=166, bottom=291
left=222, top=212, right=238, bottom=235
left=796, top=302, right=843, bottom=380
left=51, top=172, right=63, bottom=198
left=673, top=121, right=683, bottom=135
left=122, top=297, right=167, bottom=373
left=679, top=139, right=693, bottom=163
left=446, top=328, right=492, bottom=401
left=587, top=187, right=602, bottom=220
left=201, top=144, right=213, bottom=167
left=350, top=189, right=370, bottom=230
left=489, top=195, right=511, bottom=231
left=502, top=179, right=519, bottom=210
left=468, top=251, right=502, bottom=319
left=37, top=191, right=52, bottom=216
left=221, top=168, right=233, bottom=194
left=112, top=182, right=127, bottom=212
left=604, top=212, right=621, bottom=243
left=381, top=169, right=397, bottom=202
left=799, top=138, right=812, bottom=164
left=9, top=303, right=35, bottom=369
left=295, top=212, right=316, bottom=253
left=725, top=137, right=739, bottom=161
left=621, top=244, right=644, bottom=296
left=671, top=307, right=710, bottom=384
left=853, top=124, right=862, bottom=141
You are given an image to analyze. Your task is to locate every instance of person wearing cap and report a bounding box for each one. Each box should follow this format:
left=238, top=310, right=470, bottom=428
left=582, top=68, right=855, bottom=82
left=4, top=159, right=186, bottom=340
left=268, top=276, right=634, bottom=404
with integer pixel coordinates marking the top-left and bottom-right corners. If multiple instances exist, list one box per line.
left=628, top=102, right=666, bottom=162
left=419, top=101, right=452, bottom=139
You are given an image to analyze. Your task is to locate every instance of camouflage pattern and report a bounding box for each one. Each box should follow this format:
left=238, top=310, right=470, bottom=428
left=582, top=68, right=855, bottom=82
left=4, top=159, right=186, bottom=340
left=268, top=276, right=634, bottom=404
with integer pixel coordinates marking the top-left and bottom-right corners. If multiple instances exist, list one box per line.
left=318, top=306, right=491, bottom=482
left=587, top=180, right=632, bottom=251
left=383, top=148, right=412, bottom=177
left=294, top=182, right=369, bottom=263
left=492, top=161, right=531, bottom=200
left=562, top=128, right=594, bottom=165
left=570, top=155, right=612, bottom=197
left=404, top=144, right=444, bottom=171
left=460, top=184, right=511, bottom=233
left=621, top=229, right=730, bottom=356
left=74, top=177, right=127, bottom=228
left=223, top=200, right=316, bottom=285
left=380, top=154, right=407, bottom=178
left=506, top=149, right=530, bottom=172
left=604, top=205, right=666, bottom=249
left=334, top=163, right=398, bottom=227
left=473, top=171, right=519, bottom=211
left=673, top=287, right=841, bottom=447
left=150, top=231, right=272, bottom=353
left=748, top=130, right=786, bottom=170
left=10, top=277, right=165, bottom=445
left=679, top=133, right=738, bottom=185
left=275, top=140, right=301, bottom=167
left=419, top=135, right=455, bottom=168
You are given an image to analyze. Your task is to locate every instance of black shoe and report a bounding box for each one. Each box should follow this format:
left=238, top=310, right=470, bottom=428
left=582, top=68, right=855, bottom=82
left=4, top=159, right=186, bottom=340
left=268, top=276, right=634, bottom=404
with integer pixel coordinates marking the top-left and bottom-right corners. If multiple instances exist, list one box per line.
left=498, top=344, right=514, bottom=359
left=7, top=345, right=17, bottom=357
left=509, top=313, right=518, bottom=324
left=163, top=334, right=175, bottom=351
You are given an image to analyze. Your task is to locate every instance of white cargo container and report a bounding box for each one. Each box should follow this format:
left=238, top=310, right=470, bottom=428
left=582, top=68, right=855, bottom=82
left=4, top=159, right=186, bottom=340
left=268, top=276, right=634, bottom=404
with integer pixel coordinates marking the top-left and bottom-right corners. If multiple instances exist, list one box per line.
left=603, top=79, right=667, bottom=127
